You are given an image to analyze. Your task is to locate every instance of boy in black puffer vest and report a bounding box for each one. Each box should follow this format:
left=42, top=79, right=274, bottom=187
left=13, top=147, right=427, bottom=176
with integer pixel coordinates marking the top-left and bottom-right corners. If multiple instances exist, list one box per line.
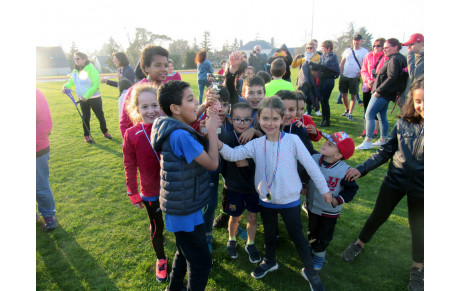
left=152, top=80, right=221, bottom=291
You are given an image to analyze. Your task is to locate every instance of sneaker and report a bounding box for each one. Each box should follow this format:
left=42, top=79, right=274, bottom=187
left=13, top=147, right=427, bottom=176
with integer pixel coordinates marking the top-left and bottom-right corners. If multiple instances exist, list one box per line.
left=361, top=129, right=366, bottom=138
left=373, top=128, right=378, bottom=138
left=301, top=268, right=325, bottom=291
left=251, top=259, right=278, bottom=279
left=372, top=139, right=387, bottom=147
left=103, top=132, right=113, bottom=140
left=407, top=267, right=424, bottom=291
left=341, top=242, right=363, bottom=262
left=84, top=136, right=94, bottom=143
left=245, top=244, right=261, bottom=263
left=341, top=110, right=349, bottom=117
left=226, top=240, right=238, bottom=259
left=43, top=216, right=58, bottom=231
left=213, top=212, right=229, bottom=228
left=312, top=254, right=326, bottom=271
left=348, top=114, right=353, bottom=121
left=206, top=234, right=213, bottom=254
left=315, top=111, right=322, bottom=116
left=355, top=140, right=374, bottom=150
left=237, top=226, right=248, bottom=241
left=301, top=201, right=309, bottom=215
left=156, top=258, right=168, bottom=282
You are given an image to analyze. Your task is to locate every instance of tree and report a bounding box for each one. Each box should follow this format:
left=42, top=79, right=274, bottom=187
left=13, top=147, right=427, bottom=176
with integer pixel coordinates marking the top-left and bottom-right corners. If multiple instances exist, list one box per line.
left=231, top=38, right=240, bottom=51
left=98, top=36, right=123, bottom=71
left=168, top=39, right=190, bottom=69
left=184, top=50, right=198, bottom=69
left=125, top=28, right=171, bottom=67
left=333, top=22, right=373, bottom=57
left=66, top=41, right=79, bottom=70
left=200, top=31, right=212, bottom=52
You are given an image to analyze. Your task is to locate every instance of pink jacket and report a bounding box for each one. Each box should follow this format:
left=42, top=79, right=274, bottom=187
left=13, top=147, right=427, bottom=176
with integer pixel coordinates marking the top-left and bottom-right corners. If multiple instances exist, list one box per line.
left=36, top=89, right=52, bottom=154
left=361, top=51, right=388, bottom=88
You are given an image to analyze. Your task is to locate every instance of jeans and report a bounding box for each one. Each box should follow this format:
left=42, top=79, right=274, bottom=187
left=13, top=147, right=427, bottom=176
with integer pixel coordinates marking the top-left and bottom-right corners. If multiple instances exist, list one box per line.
left=36, top=152, right=56, bottom=217
left=203, top=172, right=219, bottom=235
left=365, top=95, right=390, bottom=139
left=169, top=223, right=212, bottom=291
left=260, top=205, right=318, bottom=276
left=319, top=78, right=335, bottom=121
left=198, top=79, right=210, bottom=104
left=358, top=181, right=424, bottom=263
left=80, top=97, right=108, bottom=136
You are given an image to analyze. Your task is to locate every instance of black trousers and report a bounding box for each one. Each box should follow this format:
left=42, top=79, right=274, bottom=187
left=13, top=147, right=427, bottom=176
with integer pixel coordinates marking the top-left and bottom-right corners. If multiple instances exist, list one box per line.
left=79, top=97, right=108, bottom=136
left=319, top=78, right=335, bottom=121
left=260, top=205, right=318, bottom=277
left=358, top=181, right=424, bottom=263
left=169, top=223, right=212, bottom=291
left=307, top=211, right=338, bottom=253
left=362, top=91, right=378, bottom=120
left=143, top=200, right=166, bottom=260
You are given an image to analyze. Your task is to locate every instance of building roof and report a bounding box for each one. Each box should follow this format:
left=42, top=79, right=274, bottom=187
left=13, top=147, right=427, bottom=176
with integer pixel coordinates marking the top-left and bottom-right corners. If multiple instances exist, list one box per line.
left=36, top=46, right=70, bottom=68
left=240, top=40, right=273, bottom=50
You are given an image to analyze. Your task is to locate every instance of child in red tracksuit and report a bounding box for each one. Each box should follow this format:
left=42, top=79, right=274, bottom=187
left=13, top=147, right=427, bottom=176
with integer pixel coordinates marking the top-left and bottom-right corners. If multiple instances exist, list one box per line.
left=122, top=84, right=168, bottom=283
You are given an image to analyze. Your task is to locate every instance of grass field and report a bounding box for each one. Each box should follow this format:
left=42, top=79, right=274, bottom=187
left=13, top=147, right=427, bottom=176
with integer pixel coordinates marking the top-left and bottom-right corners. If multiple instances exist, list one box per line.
left=36, top=69, right=412, bottom=290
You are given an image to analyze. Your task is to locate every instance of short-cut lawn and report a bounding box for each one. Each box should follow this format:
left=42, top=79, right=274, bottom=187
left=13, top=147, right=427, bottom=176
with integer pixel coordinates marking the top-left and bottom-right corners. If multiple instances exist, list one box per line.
left=36, top=69, right=412, bottom=290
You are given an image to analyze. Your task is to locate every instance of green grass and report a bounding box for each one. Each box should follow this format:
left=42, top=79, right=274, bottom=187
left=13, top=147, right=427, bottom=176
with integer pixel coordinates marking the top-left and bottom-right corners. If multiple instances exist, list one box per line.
left=36, top=70, right=410, bottom=290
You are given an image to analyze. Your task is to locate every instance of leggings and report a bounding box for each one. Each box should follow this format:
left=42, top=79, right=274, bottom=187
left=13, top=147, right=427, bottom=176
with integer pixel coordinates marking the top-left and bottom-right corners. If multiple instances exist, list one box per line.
left=143, top=200, right=166, bottom=260
left=358, top=181, right=424, bottom=263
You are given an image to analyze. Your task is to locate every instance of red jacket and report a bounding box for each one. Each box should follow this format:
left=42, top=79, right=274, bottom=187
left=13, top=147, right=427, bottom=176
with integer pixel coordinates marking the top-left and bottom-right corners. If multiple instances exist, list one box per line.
left=122, top=122, right=161, bottom=204
left=295, top=115, right=322, bottom=142
left=119, top=78, right=149, bottom=137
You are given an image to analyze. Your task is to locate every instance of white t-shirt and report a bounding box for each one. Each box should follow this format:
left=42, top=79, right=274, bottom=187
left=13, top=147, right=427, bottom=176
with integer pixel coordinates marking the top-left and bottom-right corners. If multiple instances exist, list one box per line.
left=342, top=47, right=369, bottom=78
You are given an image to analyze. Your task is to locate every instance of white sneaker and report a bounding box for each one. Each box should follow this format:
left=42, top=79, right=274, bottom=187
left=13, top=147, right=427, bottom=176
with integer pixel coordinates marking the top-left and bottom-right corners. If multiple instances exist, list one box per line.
left=355, top=140, right=374, bottom=150
left=372, top=139, right=387, bottom=147
left=315, top=111, right=322, bottom=116
left=304, top=110, right=310, bottom=116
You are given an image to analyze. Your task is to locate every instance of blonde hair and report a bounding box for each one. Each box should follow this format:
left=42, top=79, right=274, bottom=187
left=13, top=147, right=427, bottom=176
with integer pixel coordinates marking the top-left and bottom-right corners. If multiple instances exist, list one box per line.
left=126, top=84, right=158, bottom=124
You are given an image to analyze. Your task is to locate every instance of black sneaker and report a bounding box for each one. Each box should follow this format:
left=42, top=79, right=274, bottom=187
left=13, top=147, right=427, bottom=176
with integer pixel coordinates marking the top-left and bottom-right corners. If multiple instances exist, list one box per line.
left=43, top=216, right=59, bottom=231
left=407, top=267, right=424, bottom=291
left=341, top=241, right=363, bottom=262
left=245, top=244, right=261, bottom=263
left=226, top=240, right=238, bottom=259
left=301, top=268, right=325, bottom=291
left=104, top=132, right=113, bottom=139
left=341, top=110, right=349, bottom=117
left=213, top=212, right=229, bottom=228
left=251, top=259, right=278, bottom=279
left=84, top=136, right=94, bottom=143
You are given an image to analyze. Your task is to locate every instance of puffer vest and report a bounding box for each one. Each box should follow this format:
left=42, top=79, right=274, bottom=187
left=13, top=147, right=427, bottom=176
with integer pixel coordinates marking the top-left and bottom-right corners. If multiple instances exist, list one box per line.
left=151, top=116, right=210, bottom=215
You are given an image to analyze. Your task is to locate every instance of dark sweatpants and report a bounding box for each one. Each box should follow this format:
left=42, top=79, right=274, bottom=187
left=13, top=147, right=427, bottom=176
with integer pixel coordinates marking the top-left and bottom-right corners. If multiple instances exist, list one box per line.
left=79, top=97, right=108, bottom=136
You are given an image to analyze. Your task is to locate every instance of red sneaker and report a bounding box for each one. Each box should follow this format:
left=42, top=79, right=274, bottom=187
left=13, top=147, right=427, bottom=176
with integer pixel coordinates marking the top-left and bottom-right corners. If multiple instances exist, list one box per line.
left=156, top=258, right=168, bottom=282
left=361, top=130, right=366, bottom=138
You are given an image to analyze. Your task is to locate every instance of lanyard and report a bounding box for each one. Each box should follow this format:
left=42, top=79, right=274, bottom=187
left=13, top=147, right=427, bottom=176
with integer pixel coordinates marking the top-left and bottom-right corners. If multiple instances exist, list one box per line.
left=264, top=131, right=281, bottom=198
left=233, top=130, right=241, bottom=145
left=141, top=123, right=161, bottom=164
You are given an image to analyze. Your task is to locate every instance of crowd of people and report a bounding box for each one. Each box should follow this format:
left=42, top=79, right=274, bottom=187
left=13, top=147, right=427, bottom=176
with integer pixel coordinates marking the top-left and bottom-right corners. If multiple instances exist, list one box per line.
left=36, top=33, right=424, bottom=291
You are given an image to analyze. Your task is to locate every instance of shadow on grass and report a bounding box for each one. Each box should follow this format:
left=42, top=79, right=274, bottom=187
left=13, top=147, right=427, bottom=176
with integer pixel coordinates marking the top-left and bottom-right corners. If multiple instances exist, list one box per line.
left=93, top=140, right=123, bottom=158
left=37, top=226, right=119, bottom=291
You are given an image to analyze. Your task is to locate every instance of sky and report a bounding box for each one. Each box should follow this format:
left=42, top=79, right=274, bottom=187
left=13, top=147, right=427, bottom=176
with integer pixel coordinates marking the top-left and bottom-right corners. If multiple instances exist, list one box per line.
left=36, top=0, right=425, bottom=53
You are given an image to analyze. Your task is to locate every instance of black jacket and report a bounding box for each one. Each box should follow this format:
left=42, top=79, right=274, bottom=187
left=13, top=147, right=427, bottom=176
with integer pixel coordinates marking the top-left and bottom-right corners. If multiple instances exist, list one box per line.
left=372, top=53, right=408, bottom=102
left=356, top=118, right=424, bottom=197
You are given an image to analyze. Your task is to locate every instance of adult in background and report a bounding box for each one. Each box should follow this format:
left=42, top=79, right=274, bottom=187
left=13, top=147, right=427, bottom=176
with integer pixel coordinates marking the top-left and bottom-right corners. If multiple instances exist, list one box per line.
left=248, top=45, right=268, bottom=74
left=268, top=44, right=293, bottom=82
left=338, top=34, right=368, bottom=121
left=62, top=52, right=112, bottom=143
left=195, top=50, right=214, bottom=104
left=36, top=89, right=58, bottom=231
left=309, top=40, right=341, bottom=127
left=355, top=38, right=408, bottom=150
left=102, top=51, right=135, bottom=87
left=311, top=39, right=322, bottom=56
left=292, top=41, right=321, bottom=116
left=400, top=33, right=424, bottom=107
left=360, top=38, right=388, bottom=138
left=164, top=60, right=182, bottom=82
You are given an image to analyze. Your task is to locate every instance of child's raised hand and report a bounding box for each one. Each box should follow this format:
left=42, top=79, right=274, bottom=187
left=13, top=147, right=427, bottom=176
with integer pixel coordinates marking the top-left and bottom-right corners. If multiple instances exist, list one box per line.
left=306, top=124, right=317, bottom=135
left=322, top=192, right=333, bottom=204
left=205, top=114, right=222, bottom=134
left=205, top=89, right=219, bottom=108
left=295, top=120, right=305, bottom=128
left=238, top=127, right=256, bottom=144
left=345, top=168, right=361, bottom=181
left=229, top=51, right=243, bottom=68
left=235, top=159, right=249, bottom=167
left=133, top=202, right=144, bottom=209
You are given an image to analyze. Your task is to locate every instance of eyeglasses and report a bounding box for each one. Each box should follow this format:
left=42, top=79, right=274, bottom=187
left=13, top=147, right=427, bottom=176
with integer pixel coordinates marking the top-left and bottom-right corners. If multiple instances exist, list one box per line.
left=74, top=57, right=82, bottom=61
left=373, top=45, right=382, bottom=48
left=306, top=47, right=314, bottom=49
left=232, top=117, right=253, bottom=125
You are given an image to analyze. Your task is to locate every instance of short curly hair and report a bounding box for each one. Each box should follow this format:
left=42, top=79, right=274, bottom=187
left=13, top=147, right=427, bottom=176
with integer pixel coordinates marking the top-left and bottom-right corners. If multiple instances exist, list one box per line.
left=140, top=45, right=169, bottom=76
left=157, top=80, right=191, bottom=117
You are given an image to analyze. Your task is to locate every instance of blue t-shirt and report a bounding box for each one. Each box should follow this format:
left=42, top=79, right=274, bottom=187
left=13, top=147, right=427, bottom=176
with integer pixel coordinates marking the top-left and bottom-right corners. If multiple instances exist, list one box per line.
left=164, top=129, right=205, bottom=232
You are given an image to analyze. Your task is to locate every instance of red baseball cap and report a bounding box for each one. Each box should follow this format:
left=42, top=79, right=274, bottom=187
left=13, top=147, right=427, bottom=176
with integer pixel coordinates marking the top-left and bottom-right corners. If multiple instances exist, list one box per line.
left=402, top=33, right=424, bottom=46
left=321, top=131, right=355, bottom=160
